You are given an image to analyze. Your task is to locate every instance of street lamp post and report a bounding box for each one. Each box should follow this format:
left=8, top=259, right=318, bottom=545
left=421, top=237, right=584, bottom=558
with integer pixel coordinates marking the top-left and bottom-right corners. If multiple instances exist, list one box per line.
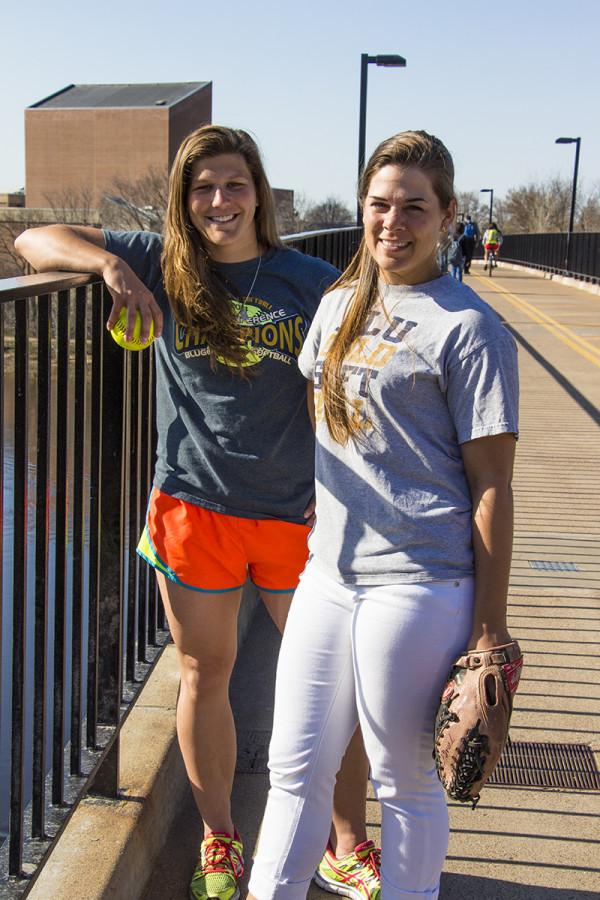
left=480, top=188, right=494, bottom=226
left=357, top=53, right=407, bottom=224
left=555, top=136, right=581, bottom=273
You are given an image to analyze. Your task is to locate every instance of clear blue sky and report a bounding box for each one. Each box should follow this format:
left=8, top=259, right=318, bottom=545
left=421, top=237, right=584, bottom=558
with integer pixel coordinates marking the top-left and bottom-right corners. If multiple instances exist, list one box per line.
left=3, top=0, right=599, bottom=212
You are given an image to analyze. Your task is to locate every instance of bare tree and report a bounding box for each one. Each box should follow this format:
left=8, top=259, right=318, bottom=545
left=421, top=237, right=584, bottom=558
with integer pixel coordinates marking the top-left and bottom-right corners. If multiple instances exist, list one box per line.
left=501, top=177, right=572, bottom=234
left=455, top=190, right=500, bottom=232
left=290, top=191, right=313, bottom=233
left=42, top=185, right=97, bottom=224
left=0, top=220, right=31, bottom=277
left=578, top=183, right=600, bottom=232
left=100, top=166, right=168, bottom=231
left=302, top=196, right=354, bottom=231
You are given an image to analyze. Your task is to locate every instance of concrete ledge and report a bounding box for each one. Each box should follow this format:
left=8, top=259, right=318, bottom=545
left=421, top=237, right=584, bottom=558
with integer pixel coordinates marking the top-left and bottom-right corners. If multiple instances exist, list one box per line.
left=497, top=260, right=600, bottom=295
left=27, top=584, right=260, bottom=900
left=27, top=644, right=186, bottom=900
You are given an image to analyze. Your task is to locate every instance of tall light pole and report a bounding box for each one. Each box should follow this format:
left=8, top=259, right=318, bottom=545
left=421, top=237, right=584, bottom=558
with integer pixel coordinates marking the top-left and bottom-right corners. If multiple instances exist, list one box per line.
left=480, top=188, right=494, bottom=226
left=357, top=53, right=407, bottom=224
left=555, top=136, right=581, bottom=273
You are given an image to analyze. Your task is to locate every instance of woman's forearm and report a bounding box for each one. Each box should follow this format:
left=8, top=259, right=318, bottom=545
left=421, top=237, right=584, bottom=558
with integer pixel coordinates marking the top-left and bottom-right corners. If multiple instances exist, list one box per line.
left=468, top=483, right=514, bottom=649
left=15, top=224, right=163, bottom=339
left=14, top=224, right=111, bottom=275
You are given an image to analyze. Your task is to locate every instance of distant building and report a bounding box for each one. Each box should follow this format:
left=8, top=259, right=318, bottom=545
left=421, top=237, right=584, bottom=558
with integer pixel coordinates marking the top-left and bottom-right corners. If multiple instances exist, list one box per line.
left=25, top=82, right=212, bottom=208
left=272, top=188, right=295, bottom=236
left=0, top=192, right=25, bottom=208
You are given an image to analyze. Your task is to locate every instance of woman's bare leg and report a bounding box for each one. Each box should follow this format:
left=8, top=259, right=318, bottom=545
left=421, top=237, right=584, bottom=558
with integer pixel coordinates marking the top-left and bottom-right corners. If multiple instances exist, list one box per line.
left=328, top=728, right=370, bottom=855
left=158, top=573, right=243, bottom=836
left=260, top=589, right=369, bottom=856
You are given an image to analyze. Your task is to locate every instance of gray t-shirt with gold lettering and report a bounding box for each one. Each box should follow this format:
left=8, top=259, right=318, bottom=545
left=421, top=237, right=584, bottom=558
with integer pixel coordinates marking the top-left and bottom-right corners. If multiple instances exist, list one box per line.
left=104, top=230, right=338, bottom=522
left=298, top=275, right=519, bottom=583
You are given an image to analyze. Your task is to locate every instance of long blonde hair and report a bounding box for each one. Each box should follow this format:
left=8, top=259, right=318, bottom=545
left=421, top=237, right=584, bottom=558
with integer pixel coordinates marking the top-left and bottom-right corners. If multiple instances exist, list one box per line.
left=162, top=125, right=282, bottom=370
left=322, top=130, right=455, bottom=444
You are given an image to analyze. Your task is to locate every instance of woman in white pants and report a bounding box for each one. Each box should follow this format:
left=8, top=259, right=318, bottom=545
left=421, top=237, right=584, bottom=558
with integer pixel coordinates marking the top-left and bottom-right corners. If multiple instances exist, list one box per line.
left=248, top=130, right=519, bottom=900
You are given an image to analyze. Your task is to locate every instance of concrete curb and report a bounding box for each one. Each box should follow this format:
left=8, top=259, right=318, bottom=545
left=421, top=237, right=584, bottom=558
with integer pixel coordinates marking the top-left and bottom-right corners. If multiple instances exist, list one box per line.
left=497, top=260, right=600, bottom=295
left=27, top=644, right=185, bottom=900
left=27, top=585, right=259, bottom=900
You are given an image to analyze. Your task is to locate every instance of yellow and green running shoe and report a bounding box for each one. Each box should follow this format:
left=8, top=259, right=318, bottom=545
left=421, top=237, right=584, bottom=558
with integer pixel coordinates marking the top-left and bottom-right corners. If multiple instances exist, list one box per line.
left=190, top=830, right=244, bottom=900
left=314, top=840, right=381, bottom=900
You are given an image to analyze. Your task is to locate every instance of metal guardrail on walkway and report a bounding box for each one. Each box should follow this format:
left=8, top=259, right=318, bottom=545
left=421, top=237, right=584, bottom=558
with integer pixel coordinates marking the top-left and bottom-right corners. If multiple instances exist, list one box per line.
left=0, top=273, right=168, bottom=897
left=283, top=226, right=362, bottom=270
left=500, top=231, right=600, bottom=283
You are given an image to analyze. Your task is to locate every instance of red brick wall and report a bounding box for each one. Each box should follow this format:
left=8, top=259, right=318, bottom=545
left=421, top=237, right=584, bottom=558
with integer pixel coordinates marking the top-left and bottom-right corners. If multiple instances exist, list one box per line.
left=25, top=107, right=169, bottom=207
left=168, top=84, right=212, bottom=166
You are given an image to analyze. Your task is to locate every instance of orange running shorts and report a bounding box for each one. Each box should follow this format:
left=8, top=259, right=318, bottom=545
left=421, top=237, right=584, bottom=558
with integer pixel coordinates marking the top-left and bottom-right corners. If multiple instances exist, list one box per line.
left=137, top=487, right=311, bottom=593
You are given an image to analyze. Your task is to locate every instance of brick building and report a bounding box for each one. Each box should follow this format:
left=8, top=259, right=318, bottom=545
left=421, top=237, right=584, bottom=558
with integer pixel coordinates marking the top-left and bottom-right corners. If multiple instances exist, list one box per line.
left=25, top=82, right=212, bottom=208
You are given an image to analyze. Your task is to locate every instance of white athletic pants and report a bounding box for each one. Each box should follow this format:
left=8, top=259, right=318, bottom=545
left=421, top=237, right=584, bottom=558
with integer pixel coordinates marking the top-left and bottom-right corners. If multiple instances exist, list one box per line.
left=248, top=562, right=474, bottom=900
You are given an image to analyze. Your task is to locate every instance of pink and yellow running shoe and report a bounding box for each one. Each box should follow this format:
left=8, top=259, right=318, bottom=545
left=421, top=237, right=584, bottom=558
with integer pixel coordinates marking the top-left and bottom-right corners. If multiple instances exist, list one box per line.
left=314, top=840, right=381, bottom=900
left=190, top=830, right=244, bottom=900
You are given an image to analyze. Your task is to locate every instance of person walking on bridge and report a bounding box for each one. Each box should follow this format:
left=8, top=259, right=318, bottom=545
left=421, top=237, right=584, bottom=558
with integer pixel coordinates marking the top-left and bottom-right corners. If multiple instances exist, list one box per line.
left=483, top=221, right=503, bottom=267
left=15, top=125, right=377, bottom=900
left=462, top=214, right=480, bottom=273
left=248, top=130, right=519, bottom=900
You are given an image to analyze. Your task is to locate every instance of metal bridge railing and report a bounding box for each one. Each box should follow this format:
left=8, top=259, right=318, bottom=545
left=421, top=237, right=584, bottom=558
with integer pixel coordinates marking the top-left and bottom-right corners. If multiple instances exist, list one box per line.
left=283, top=226, right=362, bottom=269
left=499, top=231, right=600, bottom=283
left=0, top=273, right=168, bottom=897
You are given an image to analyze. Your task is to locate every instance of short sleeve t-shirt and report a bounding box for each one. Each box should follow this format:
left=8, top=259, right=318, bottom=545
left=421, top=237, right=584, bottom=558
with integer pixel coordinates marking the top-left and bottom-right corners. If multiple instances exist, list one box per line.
left=298, top=274, right=519, bottom=583
left=103, top=230, right=339, bottom=523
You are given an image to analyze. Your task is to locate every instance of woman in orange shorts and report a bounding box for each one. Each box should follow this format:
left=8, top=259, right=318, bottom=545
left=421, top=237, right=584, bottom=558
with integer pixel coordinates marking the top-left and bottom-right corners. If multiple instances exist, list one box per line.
left=15, top=126, right=377, bottom=900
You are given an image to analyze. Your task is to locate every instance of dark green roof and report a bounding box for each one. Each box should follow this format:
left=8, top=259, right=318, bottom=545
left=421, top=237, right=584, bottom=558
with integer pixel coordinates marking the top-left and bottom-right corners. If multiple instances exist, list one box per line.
left=30, top=82, right=210, bottom=109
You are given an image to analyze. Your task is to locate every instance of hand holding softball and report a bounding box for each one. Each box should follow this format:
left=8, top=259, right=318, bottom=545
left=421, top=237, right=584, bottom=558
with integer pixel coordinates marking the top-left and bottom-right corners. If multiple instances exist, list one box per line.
left=111, top=307, right=155, bottom=350
left=103, top=256, right=163, bottom=347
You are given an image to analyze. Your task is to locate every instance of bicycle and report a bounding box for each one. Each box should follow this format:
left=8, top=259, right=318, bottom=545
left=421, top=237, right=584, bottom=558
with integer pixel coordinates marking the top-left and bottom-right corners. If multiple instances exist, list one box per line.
left=484, top=245, right=497, bottom=277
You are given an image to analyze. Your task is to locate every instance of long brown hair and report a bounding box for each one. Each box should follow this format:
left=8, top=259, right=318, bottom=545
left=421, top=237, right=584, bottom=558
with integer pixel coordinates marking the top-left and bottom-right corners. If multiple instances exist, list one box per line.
left=162, top=125, right=282, bottom=370
left=322, top=130, right=456, bottom=444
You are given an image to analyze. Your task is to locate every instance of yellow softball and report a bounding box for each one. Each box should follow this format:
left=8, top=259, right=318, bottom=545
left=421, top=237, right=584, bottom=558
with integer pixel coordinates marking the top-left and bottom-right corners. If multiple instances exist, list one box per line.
left=110, top=308, right=155, bottom=351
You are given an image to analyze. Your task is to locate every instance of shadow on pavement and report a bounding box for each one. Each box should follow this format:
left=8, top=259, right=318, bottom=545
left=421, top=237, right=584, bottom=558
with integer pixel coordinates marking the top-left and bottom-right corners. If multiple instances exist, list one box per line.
left=441, top=872, right=599, bottom=899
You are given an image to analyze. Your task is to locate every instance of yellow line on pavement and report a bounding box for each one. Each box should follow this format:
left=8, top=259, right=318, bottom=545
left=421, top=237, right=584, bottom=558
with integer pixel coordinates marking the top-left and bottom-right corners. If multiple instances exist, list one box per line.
left=470, top=272, right=600, bottom=370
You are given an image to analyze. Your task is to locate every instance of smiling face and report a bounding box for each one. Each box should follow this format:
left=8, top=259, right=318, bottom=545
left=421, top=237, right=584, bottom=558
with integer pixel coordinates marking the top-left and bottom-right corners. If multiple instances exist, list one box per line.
left=362, top=164, right=455, bottom=285
left=187, top=153, right=260, bottom=262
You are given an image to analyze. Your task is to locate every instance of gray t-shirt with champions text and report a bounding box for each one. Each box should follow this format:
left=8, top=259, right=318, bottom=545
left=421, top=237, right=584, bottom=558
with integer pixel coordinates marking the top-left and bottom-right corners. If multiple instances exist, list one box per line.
left=104, top=230, right=339, bottom=523
left=298, top=274, right=519, bottom=583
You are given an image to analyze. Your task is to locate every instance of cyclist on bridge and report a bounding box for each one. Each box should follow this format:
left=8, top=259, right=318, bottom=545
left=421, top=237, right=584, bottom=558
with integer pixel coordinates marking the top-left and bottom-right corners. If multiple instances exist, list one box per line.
left=483, top=222, right=503, bottom=268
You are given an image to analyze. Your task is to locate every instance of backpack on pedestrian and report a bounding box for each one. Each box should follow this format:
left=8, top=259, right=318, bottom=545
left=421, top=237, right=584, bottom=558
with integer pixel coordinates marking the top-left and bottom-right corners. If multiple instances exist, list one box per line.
left=463, top=221, right=476, bottom=238
left=447, top=238, right=464, bottom=267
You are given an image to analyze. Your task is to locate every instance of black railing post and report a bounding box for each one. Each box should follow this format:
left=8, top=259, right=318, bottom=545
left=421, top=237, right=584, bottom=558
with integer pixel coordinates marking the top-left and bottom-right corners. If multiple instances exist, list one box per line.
left=70, top=287, right=87, bottom=777
left=32, top=294, right=52, bottom=839
left=87, top=282, right=103, bottom=750
left=138, top=350, right=152, bottom=661
left=125, top=352, right=139, bottom=684
left=9, top=297, right=28, bottom=876
left=52, top=290, right=70, bottom=807
left=89, top=287, right=125, bottom=797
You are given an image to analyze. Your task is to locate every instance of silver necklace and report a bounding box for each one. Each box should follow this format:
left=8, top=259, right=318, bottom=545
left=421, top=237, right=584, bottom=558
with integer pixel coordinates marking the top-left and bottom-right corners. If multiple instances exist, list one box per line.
left=242, top=253, right=262, bottom=304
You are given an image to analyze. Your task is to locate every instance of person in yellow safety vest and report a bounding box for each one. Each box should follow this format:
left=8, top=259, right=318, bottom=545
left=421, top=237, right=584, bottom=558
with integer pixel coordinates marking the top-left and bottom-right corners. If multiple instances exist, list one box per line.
left=483, top=222, right=502, bottom=267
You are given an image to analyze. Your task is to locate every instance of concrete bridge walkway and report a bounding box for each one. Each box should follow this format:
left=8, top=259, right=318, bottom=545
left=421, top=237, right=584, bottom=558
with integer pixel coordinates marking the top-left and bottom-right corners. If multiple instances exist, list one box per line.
left=29, top=262, right=600, bottom=900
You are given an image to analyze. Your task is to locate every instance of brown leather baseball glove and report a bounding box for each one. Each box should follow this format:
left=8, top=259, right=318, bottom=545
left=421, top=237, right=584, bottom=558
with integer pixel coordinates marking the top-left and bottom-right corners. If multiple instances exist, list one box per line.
left=433, top=641, right=523, bottom=808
